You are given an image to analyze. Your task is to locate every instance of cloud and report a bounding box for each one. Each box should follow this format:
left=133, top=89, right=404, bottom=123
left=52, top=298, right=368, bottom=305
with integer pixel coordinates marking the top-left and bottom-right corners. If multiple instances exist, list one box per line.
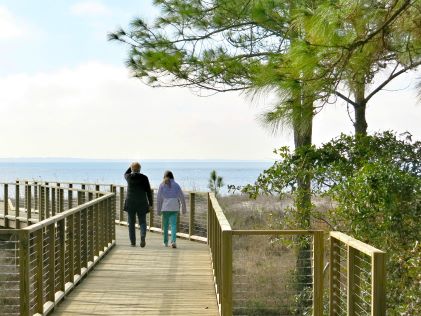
left=70, top=1, right=112, bottom=16
left=0, top=62, right=419, bottom=160
left=0, top=6, right=44, bottom=42
left=0, top=62, right=285, bottom=160
left=0, top=6, right=26, bottom=40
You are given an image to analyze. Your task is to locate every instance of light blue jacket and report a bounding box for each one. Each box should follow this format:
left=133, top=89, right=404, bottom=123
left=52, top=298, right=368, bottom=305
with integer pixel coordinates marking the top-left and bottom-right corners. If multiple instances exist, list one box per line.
left=157, top=179, right=187, bottom=215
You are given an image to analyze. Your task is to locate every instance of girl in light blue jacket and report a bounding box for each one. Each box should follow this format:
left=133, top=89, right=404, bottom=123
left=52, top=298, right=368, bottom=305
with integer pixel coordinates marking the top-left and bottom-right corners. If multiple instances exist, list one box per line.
left=157, top=171, right=186, bottom=248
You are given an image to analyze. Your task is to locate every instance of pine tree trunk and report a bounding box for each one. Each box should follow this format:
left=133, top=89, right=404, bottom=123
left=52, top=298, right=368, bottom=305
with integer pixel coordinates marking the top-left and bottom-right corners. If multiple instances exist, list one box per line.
left=292, top=95, right=313, bottom=314
left=293, top=95, right=313, bottom=228
left=353, top=82, right=368, bottom=135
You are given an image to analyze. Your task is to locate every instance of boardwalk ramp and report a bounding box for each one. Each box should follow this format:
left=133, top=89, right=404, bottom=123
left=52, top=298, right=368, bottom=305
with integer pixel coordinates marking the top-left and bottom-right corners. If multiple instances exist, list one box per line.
left=53, top=226, right=218, bottom=315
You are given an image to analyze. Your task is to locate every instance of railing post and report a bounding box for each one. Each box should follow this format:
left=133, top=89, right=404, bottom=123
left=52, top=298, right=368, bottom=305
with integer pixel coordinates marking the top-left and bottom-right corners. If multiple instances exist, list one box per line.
left=330, top=236, right=341, bottom=316
left=35, top=229, right=44, bottom=313
left=51, top=187, right=56, bottom=216
left=221, top=230, right=232, bottom=316
left=74, top=192, right=82, bottom=276
left=4, top=184, right=9, bottom=228
left=34, top=181, right=38, bottom=213
left=56, top=183, right=60, bottom=213
left=99, top=200, right=105, bottom=250
left=15, top=182, right=20, bottom=228
left=94, top=199, right=99, bottom=256
left=119, top=186, right=124, bottom=223
left=79, top=191, right=88, bottom=269
left=104, top=195, right=109, bottom=245
left=47, top=223, right=56, bottom=305
left=39, top=184, right=44, bottom=221
left=58, top=219, right=65, bottom=293
left=59, top=185, right=64, bottom=213
left=189, top=192, right=195, bottom=238
left=313, top=231, right=324, bottom=316
left=149, top=189, right=154, bottom=230
left=27, top=184, right=32, bottom=223
left=111, top=186, right=116, bottom=241
left=68, top=184, right=73, bottom=209
left=207, top=193, right=211, bottom=245
left=19, top=230, right=30, bottom=316
left=67, top=213, right=74, bottom=284
left=371, top=252, right=386, bottom=316
left=45, top=185, right=50, bottom=219
left=88, top=192, right=94, bottom=263
left=24, top=181, right=28, bottom=213
left=347, top=245, right=356, bottom=316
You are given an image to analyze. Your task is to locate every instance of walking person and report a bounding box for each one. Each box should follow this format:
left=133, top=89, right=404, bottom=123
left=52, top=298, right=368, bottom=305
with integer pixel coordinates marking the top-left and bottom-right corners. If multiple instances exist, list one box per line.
left=124, top=162, right=153, bottom=247
left=157, top=171, right=186, bottom=248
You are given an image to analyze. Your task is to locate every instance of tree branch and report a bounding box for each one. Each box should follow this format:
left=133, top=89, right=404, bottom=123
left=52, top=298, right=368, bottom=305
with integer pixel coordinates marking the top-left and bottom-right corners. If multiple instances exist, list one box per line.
left=349, top=0, right=413, bottom=50
left=365, top=60, right=421, bottom=102
left=334, top=91, right=359, bottom=107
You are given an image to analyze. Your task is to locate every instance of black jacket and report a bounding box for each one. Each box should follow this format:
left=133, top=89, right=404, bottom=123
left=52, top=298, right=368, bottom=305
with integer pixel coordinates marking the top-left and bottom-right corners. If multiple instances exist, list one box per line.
left=124, top=168, right=153, bottom=213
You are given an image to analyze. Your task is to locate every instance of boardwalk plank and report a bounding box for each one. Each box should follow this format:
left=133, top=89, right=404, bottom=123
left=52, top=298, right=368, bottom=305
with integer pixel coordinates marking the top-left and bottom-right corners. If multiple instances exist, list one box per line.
left=52, top=225, right=218, bottom=315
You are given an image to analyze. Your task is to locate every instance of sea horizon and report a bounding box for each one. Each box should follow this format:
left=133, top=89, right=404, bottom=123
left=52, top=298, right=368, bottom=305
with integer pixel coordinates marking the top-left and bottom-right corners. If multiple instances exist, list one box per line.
left=0, top=157, right=273, bottom=163
left=0, top=159, right=273, bottom=194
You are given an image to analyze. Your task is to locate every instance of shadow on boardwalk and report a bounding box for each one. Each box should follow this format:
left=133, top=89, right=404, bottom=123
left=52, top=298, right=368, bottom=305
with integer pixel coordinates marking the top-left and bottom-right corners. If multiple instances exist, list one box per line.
left=52, top=225, right=218, bottom=315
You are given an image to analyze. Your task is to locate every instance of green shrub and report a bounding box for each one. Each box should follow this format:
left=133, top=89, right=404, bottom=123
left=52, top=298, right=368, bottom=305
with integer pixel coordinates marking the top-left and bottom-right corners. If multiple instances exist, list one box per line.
left=243, top=131, right=421, bottom=314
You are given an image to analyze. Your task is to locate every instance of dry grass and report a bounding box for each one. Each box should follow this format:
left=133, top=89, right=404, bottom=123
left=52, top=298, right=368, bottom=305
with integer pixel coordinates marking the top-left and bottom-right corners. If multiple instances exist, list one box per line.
left=218, top=194, right=293, bottom=230
left=219, top=194, right=316, bottom=315
left=0, top=235, right=20, bottom=316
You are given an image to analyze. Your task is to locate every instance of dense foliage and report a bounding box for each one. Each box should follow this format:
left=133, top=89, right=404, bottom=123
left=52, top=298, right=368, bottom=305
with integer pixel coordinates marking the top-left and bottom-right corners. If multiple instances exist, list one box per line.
left=243, top=131, right=421, bottom=314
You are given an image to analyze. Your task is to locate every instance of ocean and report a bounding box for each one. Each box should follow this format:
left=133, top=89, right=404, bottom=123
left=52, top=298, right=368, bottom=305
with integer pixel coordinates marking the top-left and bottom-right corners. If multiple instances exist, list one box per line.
left=0, top=160, right=273, bottom=194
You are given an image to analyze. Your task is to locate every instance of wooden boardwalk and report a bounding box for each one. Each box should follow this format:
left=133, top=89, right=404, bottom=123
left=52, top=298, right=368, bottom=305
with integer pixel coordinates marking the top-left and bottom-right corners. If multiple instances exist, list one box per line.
left=52, top=225, right=218, bottom=315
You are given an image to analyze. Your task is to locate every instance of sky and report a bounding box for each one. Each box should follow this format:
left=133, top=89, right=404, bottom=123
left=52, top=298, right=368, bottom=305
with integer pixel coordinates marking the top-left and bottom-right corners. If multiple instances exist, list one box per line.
left=0, top=1, right=420, bottom=161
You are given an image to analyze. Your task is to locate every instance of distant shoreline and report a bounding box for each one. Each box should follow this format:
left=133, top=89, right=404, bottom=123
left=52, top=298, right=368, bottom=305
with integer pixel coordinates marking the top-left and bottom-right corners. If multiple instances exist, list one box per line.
left=0, top=158, right=274, bottom=163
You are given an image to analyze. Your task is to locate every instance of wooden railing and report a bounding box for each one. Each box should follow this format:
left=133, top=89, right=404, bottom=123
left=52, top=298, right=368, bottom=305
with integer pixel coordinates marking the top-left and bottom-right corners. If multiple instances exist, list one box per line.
left=208, top=193, right=386, bottom=316
left=330, top=232, right=386, bottom=316
left=208, top=193, right=324, bottom=315
left=11, top=180, right=209, bottom=242
left=0, top=182, right=116, bottom=316
left=1, top=181, right=386, bottom=316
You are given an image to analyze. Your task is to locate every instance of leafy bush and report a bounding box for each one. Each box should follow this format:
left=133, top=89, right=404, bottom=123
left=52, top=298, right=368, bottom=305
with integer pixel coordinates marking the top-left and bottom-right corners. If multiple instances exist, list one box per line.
left=243, top=131, right=421, bottom=314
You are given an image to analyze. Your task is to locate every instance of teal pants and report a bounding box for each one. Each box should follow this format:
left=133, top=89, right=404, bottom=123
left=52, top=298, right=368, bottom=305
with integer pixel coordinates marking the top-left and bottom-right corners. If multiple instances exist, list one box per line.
left=162, top=211, right=178, bottom=245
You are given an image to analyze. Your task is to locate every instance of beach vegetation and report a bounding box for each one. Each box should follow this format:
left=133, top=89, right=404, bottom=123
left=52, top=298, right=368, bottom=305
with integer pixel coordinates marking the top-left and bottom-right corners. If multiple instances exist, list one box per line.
left=208, top=169, right=224, bottom=196
left=242, top=131, right=421, bottom=314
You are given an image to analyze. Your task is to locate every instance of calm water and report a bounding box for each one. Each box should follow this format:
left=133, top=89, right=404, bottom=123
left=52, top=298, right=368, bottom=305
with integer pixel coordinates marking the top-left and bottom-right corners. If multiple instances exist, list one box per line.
left=0, top=161, right=272, bottom=193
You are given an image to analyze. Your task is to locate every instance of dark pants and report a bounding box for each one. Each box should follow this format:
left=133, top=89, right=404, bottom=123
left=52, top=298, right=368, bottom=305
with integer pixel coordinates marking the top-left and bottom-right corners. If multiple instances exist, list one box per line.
left=128, top=209, right=147, bottom=245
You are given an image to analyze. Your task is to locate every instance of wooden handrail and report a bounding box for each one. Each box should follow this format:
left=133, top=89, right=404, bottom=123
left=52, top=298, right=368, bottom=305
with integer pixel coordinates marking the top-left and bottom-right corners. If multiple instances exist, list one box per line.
left=0, top=182, right=116, bottom=316
left=232, top=229, right=325, bottom=235
left=23, top=193, right=113, bottom=233
left=330, top=231, right=385, bottom=256
left=208, top=192, right=231, bottom=231
left=330, top=231, right=386, bottom=316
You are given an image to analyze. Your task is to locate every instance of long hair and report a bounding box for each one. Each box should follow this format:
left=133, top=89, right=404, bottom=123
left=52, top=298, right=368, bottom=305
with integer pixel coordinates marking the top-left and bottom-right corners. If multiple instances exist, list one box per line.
left=163, top=170, right=174, bottom=187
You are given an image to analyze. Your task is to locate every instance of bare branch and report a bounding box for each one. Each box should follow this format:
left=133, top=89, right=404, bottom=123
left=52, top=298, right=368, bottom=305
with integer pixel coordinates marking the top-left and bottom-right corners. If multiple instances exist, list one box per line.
left=365, top=60, right=421, bottom=102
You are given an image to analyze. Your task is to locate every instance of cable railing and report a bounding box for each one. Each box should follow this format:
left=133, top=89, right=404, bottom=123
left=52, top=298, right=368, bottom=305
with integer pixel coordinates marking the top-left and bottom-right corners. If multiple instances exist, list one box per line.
left=208, top=193, right=324, bottom=316
left=329, top=232, right=386, bottom=316
left=208, top=193, right=386, bottom=316
left=1, top=180, right=386, bottom=316
left=101, top=184, right=208, bottom=242
left=0, top=182, right=116, bottom=316
left=13, top=180, right=209, bottom=242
